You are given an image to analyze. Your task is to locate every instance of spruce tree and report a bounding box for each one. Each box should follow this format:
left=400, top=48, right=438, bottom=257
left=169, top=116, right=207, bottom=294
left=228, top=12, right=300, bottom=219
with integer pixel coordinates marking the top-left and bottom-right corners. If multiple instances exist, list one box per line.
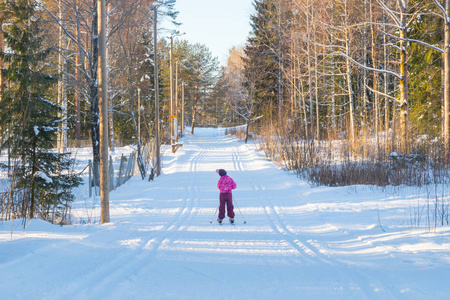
left=0, top=0, right=81, bottom=222
left=245, top=0, right=289, bottom=121
left=408, top=0, right=442, bottom=138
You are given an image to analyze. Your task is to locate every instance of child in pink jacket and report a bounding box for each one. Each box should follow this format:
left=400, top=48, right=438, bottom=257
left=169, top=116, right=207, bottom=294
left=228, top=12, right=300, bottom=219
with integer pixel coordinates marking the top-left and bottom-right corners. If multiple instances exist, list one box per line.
left=216, top=169, right=237, bottom=224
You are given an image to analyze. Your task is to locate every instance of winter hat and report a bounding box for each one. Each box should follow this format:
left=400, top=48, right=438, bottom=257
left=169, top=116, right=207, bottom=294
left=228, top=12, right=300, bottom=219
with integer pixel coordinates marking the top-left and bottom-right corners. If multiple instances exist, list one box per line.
left=217, top=169, right=227, bottom=177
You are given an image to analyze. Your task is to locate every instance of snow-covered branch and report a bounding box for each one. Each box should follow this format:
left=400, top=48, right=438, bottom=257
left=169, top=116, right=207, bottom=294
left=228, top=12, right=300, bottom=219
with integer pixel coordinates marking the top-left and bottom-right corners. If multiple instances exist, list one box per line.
left=364, top=83, right=398, bottom=103
left=376, top=0, right=403, bottom=27
left=380, top=29, right=444, bottom=53
left=332, top=52, right=402, bottom=80
left=37, top=2, right=89, bottom=59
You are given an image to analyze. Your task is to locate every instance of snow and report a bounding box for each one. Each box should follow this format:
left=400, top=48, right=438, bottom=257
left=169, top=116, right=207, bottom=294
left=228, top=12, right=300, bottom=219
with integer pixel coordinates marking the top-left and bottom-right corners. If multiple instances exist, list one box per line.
left=36, top=171, right=52, bottom=184
left=1, top=127, right=450, bottom=299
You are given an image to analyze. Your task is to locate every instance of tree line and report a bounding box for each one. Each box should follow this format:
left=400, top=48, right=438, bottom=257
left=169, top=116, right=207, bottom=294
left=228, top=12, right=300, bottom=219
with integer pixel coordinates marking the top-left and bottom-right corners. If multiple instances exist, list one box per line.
left=0, top=0, right=219, bottom=222
left=215, top=0, right=450, bottom=177
left=6, top=0, right=450, bottom=222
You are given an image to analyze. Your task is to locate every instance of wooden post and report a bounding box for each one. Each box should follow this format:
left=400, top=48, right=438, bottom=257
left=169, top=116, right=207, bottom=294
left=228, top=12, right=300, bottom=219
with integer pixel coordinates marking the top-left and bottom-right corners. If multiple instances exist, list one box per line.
left=98, top=0, right=110, bottom=224
left=109, top=155, right=114, bottom=191
left=88, top=160, right=92, bottom=197
left=175, top=61, right=179, bottom=142
left=131, top=152, right=136, bottom=176
left=138, top=88, right=141, bottom=144
left=181, top=81, right=185, bottom=138
left=126, top=153, right=131, bottom=179
left=118, top=154, right=125, bottom=186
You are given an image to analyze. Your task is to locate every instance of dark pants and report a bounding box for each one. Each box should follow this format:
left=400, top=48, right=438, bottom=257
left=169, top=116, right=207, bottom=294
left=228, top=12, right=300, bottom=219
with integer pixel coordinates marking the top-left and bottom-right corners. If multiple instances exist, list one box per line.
left=218, top=193, right=235, bottom=220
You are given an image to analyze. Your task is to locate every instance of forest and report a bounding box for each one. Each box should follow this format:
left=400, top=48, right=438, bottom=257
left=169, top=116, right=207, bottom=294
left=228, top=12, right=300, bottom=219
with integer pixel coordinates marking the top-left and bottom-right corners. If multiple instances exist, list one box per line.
left=1, top=0, right=450, bottom=221
left=217, top=0, right=450, bottom=188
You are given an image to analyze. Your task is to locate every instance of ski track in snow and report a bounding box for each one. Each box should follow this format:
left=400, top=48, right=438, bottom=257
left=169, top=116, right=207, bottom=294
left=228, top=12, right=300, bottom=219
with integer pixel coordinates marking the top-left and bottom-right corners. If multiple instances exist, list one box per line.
left=1, top=128, right=450, bottom=299
left=231, top=146, right=395, bottom=299
left=53, top=144, right=208, bottom=299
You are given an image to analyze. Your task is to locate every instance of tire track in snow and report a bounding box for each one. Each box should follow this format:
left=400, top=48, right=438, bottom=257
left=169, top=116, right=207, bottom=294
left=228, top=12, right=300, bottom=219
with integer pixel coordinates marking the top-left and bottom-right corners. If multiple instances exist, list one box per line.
left=50, top=146, right=207, bottom=300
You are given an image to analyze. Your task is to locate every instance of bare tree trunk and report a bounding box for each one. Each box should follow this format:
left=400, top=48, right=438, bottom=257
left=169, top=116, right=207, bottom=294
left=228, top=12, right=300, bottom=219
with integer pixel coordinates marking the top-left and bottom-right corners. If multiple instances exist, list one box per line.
left=0, top=29, right=4, bottom=166
left=345, top=0, right=355, bottom=145
left=277, top=0, right=283, bottom=120
left=109, top=93, right=114, bottom=151
left=90, top=0, right=100, bottom=186
left=371, top=1, right=380, bottom=157
left=74, top=0, right=84, bottom=148
left=306, top=0, right=314, bottom=140
left=169, top=36, right=174, bottom=150
left=60, top=0, right=68, bottom=153
left=331, top=63, right=336, bottom=140
left=313, top=3, right=320, bottom=140
left=362, top=0, right=369, bottom=157
left=0, top=30, right=3, bottom=105
left=75, top=53, right=81, bottom=147
left=57, top=0, right=62, bottom=152
left=191, top=83, right=199, bottom=134
left=444, top=0, right=450, bottom=165
left=399, top=1, right=409, bottom=154
left=62, top=54, right=68, bottom=152
left=330, top=10, right=337, bottom=140
left=290, top=32, right=295, bottom=117
left=107, top=2, right=114, bottom=152
left=383, top=20, right=391, bottom=156
left=299, top=75, right=309, bottom=140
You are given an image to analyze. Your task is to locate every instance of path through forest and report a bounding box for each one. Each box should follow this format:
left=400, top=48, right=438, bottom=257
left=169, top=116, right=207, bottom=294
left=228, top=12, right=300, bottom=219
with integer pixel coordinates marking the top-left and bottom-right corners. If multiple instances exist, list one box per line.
left=1, top=128, right=450, bottom=299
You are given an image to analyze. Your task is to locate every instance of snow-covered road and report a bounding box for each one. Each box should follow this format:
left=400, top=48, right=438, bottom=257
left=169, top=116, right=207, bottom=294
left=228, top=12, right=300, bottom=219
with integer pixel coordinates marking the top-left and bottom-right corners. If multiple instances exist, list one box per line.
left=2, top=128, right=450, bottom=299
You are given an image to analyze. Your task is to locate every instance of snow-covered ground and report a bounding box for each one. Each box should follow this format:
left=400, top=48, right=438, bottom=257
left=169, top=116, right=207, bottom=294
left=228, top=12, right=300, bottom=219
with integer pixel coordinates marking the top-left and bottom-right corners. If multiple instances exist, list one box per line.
left=1, top=128, right=450, bottom=299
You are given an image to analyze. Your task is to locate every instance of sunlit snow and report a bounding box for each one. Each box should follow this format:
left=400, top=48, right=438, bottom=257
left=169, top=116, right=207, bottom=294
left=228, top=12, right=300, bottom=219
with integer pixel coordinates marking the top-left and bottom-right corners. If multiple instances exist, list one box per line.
left=1, top=128, right=450, bottom=299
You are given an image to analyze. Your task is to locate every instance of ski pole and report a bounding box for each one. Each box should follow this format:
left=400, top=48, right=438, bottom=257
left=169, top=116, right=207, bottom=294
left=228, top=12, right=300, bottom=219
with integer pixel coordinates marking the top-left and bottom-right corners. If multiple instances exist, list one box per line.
left=233, top=195, right=247, bottom=224
left=209, top=206, right=219, bottom=224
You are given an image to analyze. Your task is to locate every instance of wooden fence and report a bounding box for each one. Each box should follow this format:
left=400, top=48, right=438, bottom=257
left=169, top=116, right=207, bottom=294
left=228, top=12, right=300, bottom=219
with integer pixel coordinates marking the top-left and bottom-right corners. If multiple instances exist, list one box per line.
left=87, top=139, right=156, bottom=196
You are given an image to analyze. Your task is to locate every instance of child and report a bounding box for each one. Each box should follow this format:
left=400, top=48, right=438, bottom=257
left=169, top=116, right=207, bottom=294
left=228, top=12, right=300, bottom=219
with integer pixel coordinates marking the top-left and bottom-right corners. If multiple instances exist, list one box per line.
left=216, top=169, right=237, bottom=224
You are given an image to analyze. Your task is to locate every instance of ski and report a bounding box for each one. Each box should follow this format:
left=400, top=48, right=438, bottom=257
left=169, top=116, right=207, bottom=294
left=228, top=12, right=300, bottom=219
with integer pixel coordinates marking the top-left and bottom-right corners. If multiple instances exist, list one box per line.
left=209, top=218, right=245, bottom=225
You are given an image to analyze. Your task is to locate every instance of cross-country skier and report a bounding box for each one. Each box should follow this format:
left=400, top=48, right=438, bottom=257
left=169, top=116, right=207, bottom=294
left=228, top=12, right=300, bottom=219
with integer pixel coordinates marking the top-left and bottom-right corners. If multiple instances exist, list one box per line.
left=216, top=169, right=237, bottom=224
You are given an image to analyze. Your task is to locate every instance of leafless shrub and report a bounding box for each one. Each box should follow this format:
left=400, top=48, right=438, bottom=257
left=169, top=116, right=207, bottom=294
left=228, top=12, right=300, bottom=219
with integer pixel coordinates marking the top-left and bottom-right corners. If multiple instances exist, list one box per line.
left=225, top=127, right=250, bottom=141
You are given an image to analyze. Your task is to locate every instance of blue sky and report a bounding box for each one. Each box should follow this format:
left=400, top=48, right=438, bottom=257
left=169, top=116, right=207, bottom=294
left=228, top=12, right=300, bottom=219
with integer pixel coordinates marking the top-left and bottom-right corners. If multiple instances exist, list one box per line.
left=164, top=0, right=255, bottom=66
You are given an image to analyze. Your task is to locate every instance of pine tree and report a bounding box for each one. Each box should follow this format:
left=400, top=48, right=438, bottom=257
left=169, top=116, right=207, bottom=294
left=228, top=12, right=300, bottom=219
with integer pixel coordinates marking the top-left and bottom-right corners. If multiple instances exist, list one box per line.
left=0, top=0, right=81, bottom=221
left=163, top=40, right=219, bottom=133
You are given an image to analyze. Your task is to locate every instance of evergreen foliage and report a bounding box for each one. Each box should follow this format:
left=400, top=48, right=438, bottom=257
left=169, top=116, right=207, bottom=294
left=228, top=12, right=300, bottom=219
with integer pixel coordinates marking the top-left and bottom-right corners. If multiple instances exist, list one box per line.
left=0, top=0, right=81, bottom=221
left=244, top=0, right=293, bottom=121
left=245, top=0, right=281, bottom=119
left=162, top=40, right=219, bottom=129
left=408, top=0, right=442, bottom=137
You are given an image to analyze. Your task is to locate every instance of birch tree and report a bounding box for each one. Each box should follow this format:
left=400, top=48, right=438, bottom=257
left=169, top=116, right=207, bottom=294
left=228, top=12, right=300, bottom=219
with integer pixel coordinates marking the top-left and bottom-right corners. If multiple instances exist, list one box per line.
left=221, top=46, right=260, bottom=143
left=429, top=0, right=450, bottom=164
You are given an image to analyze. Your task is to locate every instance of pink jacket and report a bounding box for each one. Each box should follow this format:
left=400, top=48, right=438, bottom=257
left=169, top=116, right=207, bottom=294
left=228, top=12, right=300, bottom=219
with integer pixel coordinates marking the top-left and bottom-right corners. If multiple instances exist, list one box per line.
left=217, top=175, right=237, bottom=193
